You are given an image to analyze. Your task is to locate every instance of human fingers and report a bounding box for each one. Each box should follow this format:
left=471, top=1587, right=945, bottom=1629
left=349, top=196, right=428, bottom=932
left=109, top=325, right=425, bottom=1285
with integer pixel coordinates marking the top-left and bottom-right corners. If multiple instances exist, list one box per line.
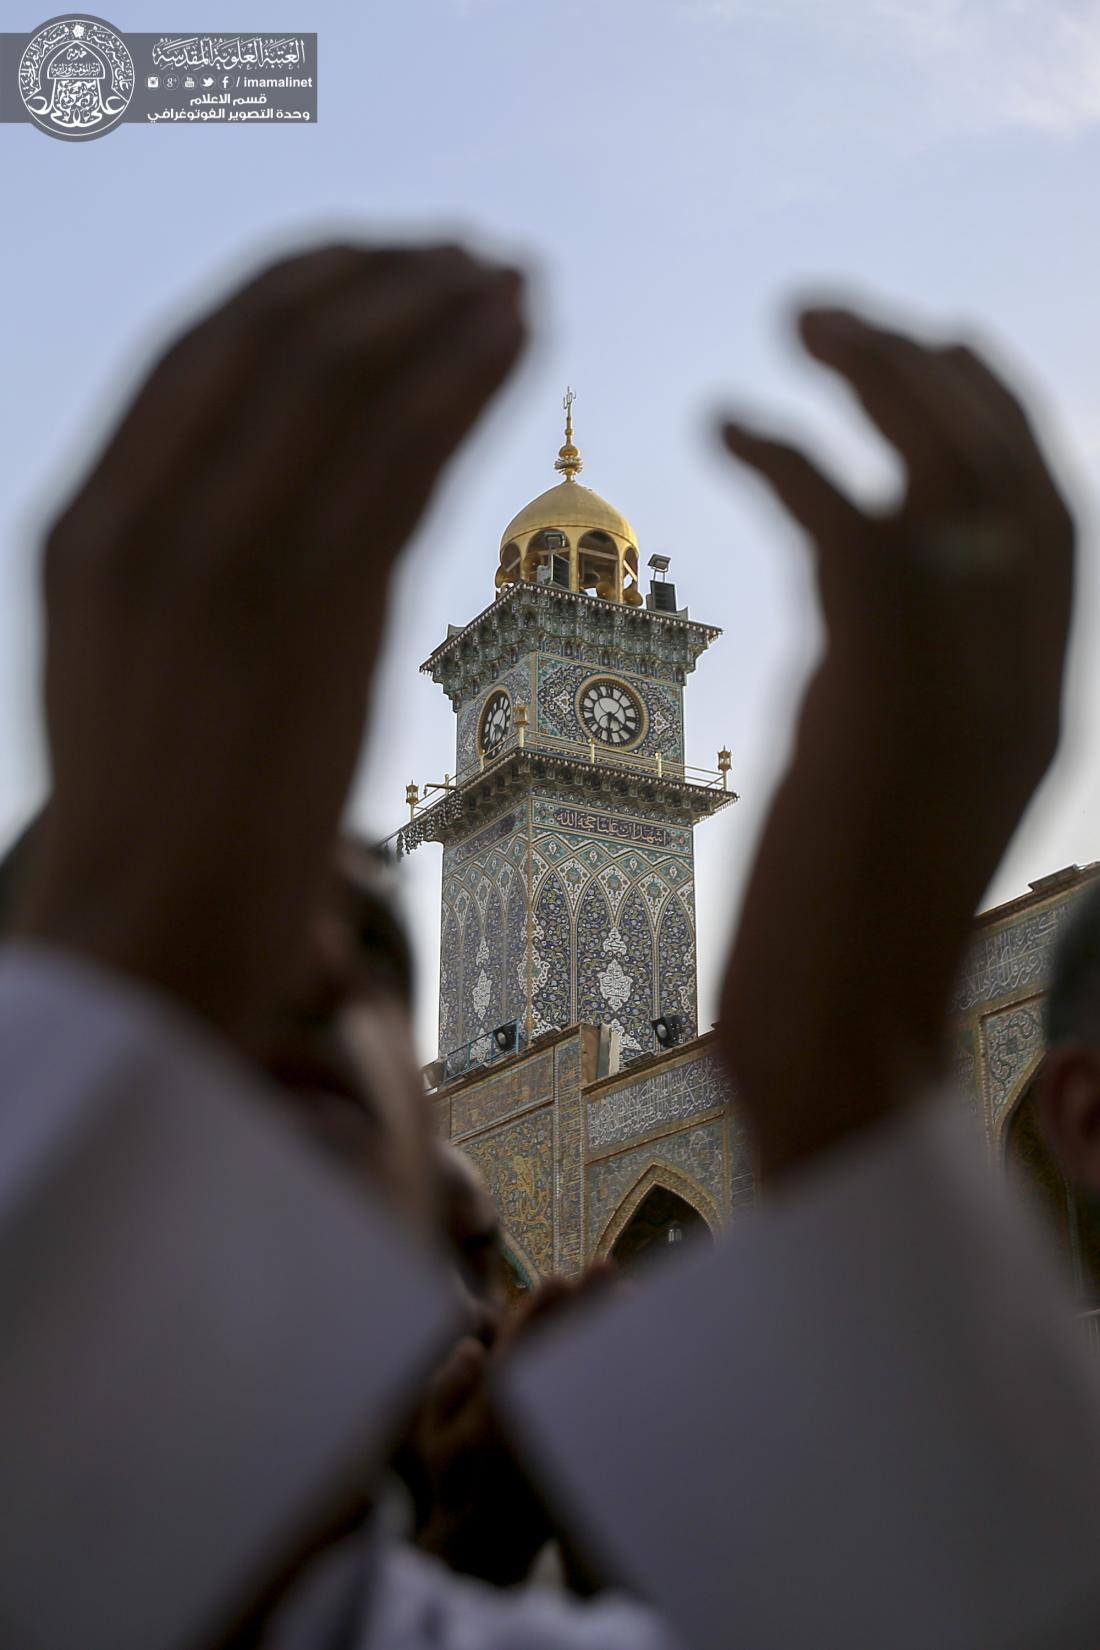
left=938, top=342, right=1076, bottom=543
left=56, top=244, right=492, bottom=563
left=797, top=306, right=1036, bottom=510
left=796, top=311, right=1074, bottom=657
left=721, top=418, right=865, bottom=547
left=304, top=267, right=526, bottom=561
left=423, top=1337, right=488, bottom=1428
left=494, top=1276, right=574, bottom=1352
left=58, top=247, right=397, bottom=546
left=185, top=257, right=523, bottom=578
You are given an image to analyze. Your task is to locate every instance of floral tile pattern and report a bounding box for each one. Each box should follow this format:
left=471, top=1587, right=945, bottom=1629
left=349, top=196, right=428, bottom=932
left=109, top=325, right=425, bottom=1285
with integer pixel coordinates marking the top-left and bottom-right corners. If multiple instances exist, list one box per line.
left=440, top=810, right=528, bottom=1056
left=462, top=1107, right=556, bottom=1275
left=536, top=656, right=684, bottom=761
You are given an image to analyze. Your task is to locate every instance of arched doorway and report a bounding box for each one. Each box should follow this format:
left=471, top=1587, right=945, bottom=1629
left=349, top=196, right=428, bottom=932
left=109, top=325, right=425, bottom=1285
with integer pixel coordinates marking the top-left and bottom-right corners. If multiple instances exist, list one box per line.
left=502, top=1250, right=532, bottom=1306
left=1005, top=1077, right=1100, bottom=1306
left=610, top=1186, right=711, bottom=1276
left=499, top=1232, right=540, bottom=1308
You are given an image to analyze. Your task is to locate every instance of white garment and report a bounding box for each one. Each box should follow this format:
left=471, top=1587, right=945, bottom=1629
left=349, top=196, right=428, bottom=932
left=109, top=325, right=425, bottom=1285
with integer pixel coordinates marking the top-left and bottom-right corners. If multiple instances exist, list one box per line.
left=5, top=944, right=1100, bottom=1650
left=263, top=1510, right=680, bottom=1650
left=361, top=1538, right=678, bottom=1650
left=503, top=1099, right=1100, bottom=1650
left=0, top=944, right=455, bottom=1650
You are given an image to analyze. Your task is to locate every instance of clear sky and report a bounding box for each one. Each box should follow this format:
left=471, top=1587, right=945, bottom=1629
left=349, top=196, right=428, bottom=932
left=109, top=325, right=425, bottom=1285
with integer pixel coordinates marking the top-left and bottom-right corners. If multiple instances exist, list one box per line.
left=4, top=0, right=1100, bottom=1058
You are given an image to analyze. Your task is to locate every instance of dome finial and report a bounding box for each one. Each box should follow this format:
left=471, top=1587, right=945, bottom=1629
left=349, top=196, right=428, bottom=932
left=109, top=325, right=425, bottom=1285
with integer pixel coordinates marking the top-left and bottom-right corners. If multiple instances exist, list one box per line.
left=555, top=385, right=583, bottom=481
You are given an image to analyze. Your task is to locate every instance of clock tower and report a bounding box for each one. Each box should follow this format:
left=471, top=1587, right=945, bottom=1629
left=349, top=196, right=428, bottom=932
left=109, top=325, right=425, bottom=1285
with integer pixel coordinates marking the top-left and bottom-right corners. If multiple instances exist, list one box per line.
left=400, top=395, right=734, bottom=1076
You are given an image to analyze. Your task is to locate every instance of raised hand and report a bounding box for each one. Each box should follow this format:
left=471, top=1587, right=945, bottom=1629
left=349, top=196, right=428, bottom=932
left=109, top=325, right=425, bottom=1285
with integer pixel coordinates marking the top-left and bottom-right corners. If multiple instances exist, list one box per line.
left=16, top=243, right=526, bottom=1036
left=411, top=1266, right=619, bottom=1587
left=719, top=305, right=1075, bottom=1176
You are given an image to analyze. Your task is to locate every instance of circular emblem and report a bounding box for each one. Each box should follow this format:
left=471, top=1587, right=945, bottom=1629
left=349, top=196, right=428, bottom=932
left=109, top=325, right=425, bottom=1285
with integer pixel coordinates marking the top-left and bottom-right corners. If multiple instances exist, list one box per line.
left=479, top=690, right=512, bottom=757
left=577, top=676, right=646, bottom=749
left=19, top=16, right=134, bottom=140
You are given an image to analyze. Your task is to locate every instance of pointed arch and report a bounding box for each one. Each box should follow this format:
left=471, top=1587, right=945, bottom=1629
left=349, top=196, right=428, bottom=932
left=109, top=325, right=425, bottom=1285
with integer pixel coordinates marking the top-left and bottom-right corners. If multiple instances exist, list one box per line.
left=577, top=880, right=654, bottom=1058
left=992, top=1043, right=1046, bottom=1152
left=504, top=872, right=529, bottom=1027
left=576, top=879, right=616, bottom=1028
left=657, top=892, right=697, bottom=1040
left=438, top=903, right=460, bottom=1054
left=532, top=871, right=571, bottom=1033
left=458, top=902, right=484, bottom=1048
left=478, top=885, right=505, bottom=1031
left=1001, top=1071, right=1100, bottom=1304
left=499, top=1227, right=540, bottom=1298
left=593, top=1159, right=722, bottom=1262
left=616, top=888, right=654, bottom=1055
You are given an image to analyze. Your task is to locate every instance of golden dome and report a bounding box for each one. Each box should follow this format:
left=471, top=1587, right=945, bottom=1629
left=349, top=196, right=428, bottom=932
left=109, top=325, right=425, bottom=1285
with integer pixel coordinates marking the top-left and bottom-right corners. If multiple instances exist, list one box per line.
left=499, top=480, right=637, bottom=552
left=495, top=390, right=644, bottom=606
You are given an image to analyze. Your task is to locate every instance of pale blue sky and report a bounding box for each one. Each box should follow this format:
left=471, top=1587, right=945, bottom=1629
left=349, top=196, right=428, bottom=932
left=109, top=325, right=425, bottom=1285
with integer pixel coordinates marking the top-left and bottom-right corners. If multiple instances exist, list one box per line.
left=4, top=0, right=1100, bottom=1056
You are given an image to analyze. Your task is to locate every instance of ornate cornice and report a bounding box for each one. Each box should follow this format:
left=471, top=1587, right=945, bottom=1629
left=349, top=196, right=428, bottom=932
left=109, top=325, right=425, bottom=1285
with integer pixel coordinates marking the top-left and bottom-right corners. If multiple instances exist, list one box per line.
left=421, top=582, right=721, bottom=707
left=398, top=746, right=736, bottom=852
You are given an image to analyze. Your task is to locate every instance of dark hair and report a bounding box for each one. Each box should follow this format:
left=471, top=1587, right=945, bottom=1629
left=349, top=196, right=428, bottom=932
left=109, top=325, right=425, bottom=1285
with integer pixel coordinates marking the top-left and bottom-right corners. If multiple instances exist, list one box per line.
left=1045, top=876, right=1100, bottom=1046
left=335, top=835, right=415, bottom=1008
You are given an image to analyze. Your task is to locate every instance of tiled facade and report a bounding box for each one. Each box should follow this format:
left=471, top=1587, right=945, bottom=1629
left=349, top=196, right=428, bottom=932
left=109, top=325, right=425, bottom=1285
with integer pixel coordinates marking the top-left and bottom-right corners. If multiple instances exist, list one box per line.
left=438, top=809, right=529, bottom=1054
left=435, top=1026, right=754, bottom=1280
left=954, top=868, right=1100, bottom=1152
left=433, top=866, right=1100, bottom=1282
left=532, top=798, right=697, bottom=1054
left=534, top=656, right=684, bottom=762
left=417, top=484, right=1098, bottom=1279
left=437, top=794, right=700, bottom=1059
left=433, top=1027, right=601, bottom=1283
left=426, top=583, right=724, bottom=1063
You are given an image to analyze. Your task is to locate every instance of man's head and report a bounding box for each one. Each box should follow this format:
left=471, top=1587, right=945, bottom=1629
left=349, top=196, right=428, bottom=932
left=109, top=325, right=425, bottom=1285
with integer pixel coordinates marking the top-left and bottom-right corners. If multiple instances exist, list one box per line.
left=1038, top=877, right=1100, bottom=1189
left=0, top=811, right=439, bottom=1235
left=434, top=1143, right=508, bottom=1345
left=255, top=835, right=438, bottom=1234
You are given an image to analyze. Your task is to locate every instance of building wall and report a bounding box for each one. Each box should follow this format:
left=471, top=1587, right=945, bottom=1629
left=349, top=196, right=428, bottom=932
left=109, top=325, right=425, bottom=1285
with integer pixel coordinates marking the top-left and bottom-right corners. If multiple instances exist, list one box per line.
left=455, top=658, right=535, bottom=778
left=443, top=650, right=696, bottom=1062
left=952, top=868, right=1100, bottom=1154
left=438, top=806, right=529, bottom=1057
left=438, top=866, right=1100, bottom=1284
left=454, top=652, right=685, bottom=781
left=534, top=654, right=685, bottom=762
left=584, top=1042, right=753, bottom=1257
left=433, top=1026, right=600, bottom=1279
left=438, top=793, right=700, bottom=1063
left=530, top=796, right=697, bottom=1056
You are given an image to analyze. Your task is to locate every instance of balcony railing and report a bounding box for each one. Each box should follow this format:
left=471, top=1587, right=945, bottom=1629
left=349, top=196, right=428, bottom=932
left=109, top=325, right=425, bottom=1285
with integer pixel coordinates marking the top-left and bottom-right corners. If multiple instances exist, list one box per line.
left=473, top=726, right=732, bottom=788
left=401, top=727, right=734, bottom=821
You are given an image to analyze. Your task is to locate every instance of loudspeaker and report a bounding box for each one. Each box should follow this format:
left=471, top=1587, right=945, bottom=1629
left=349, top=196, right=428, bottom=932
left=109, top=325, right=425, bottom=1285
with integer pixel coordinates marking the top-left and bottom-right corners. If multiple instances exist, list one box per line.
left=492, top=1020, right=521, bottom=1055
left=651, top=1013, right=683, bottom=1048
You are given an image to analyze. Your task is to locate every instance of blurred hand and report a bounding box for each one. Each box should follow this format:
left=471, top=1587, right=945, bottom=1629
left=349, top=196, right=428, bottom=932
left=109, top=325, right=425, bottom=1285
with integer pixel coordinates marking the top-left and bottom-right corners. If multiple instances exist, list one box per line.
left=724, top=306, right=1072, bottom=824
left=414, top=1266, right=618, bottom=1586
left=720, top=305, right=1075, bottom=1174
left=16, top=243, right=526, bottom=1035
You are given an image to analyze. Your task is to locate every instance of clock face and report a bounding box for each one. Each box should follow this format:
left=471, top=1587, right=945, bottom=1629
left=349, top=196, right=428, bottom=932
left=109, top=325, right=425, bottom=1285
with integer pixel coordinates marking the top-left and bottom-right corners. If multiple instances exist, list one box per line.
left=577, top=677, right=645, bottom=747
left=479, top=690, right=512, bottom=756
